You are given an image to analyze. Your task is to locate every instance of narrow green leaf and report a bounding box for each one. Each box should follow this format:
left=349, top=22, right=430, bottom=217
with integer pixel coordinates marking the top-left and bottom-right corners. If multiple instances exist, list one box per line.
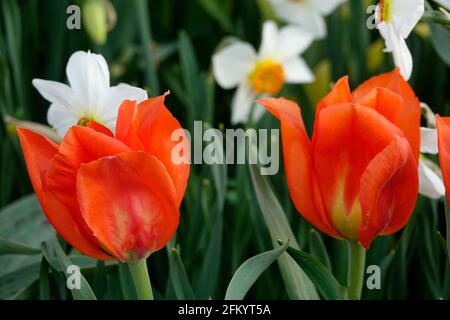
left=118, top=262, right=137, bottom=300
left=225, top=242, right=289, bottom=300
left=0, top=194, right=54, bottom=276
left=197, top=0, right=233, bottom=31
left=249, top=160, right=319, bottom=299
left=0, top=263, right=40, bottom=300
left=41, top=238, right=97, bottom=300
left=308, top=229, right=332, bottom=271
left=430, top=23, right=450, bottom=67
left=282, top=243, right=343, bottom=300
left=168, top=247, right=196, bottom=300
left=0, top=236, right=41, bottom=255
left=135, top=0, right=159, bottom=94
left=39, top=257, right=50, bottom=300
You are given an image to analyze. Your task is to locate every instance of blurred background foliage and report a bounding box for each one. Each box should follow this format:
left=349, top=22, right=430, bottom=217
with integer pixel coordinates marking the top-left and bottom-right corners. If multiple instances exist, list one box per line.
left=0, top=0, right=449, bottom=300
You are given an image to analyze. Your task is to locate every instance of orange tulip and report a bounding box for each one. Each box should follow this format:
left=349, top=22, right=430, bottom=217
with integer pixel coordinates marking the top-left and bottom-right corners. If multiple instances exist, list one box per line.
left=17, top=94, right=190, bottom=262
left=259, top=69, right=420, bottom=248
left=436, top=116, right=450, bottom=200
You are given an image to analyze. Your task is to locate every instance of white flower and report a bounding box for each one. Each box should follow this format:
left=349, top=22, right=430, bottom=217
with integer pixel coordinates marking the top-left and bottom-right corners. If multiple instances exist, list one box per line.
left=268, top=0, right=347, bottom=39
left=375, top=0, right=424, bottom=80
left=32, top=51, right=148, bottom=137
left=419, top=127, right=445, bottom=199
left=212, top=21, right=314, bottom=124
left=433, top=0, right=450, bottom=10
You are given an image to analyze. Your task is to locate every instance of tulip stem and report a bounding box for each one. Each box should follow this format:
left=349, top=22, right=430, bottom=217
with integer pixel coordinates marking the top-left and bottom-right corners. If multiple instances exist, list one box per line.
left=347, top=241, right=366, bottom=300
left=128, top=260, right=154, bottom=300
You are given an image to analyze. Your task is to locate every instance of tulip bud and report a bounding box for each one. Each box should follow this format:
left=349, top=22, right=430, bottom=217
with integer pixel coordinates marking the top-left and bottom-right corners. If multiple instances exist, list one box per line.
left=82, top=0, right=108, bottom=45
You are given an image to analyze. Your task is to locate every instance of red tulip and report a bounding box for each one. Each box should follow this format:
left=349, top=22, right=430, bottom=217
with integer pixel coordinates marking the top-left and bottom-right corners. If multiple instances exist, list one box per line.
left=436, top=116, right=450, bottom=201
left=258, top=69, right=420, bottom=248
left=17, top=94, right=190, bottom=261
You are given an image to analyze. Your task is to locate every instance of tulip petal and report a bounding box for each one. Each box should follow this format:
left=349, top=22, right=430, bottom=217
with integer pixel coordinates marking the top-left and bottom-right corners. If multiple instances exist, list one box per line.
left=123, top=95, right=190, bottom=205
left=312, top=103, right=407, bottom=241
left=116, top=100, right=138, bottom=143
left=45, top=126, right=130, bottom=249
left=352, top=69, right=421, bottom=159
left=258, top=97, right=341, bottom=238
left=436, top=116, right=450, bottom=203
left=315, top=76, right=352, bottom=117
left=77, top=152, right=179, bottom=262
left=17, top=128, right=111, bottom=260
left=359, top=135, right=418, bottom=248
left=87, top=121, right=114, bottom=137
left=99, top=84, right=148, bottom=127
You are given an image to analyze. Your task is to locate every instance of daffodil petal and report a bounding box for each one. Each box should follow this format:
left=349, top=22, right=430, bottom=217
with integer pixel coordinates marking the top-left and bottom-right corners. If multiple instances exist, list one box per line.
left=420, top=127, right=438, bottom=154
left=212, top=42, right=257, bottom=89
left=379, top=22, right=413, bottom=80
left=273, top=25, right=314, bottom=62
left=283, top=57, right=314, bottom=84
left=231, top=82, right=256, bottom=125
left=47, top=104, right=79, bottom=138
left=390, top=0, right=424, bottom=38
left=99, top=84, right=148, bottom=129
left=259, top=21, right=278, bottom=59
left=32, top=79, right=79, bottom=111
left=433, top=0, right=450, bottom=10
left=309, top=0, right=346, bottom=15
left=66, top=51, right=110, bottom=109
left=269, top=0, right=326, bottom=39
left=418, top=160, right=445, bottom=199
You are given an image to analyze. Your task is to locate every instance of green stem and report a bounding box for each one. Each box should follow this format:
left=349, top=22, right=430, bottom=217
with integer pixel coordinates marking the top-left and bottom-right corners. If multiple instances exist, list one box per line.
left=347, top=241, right=366, bottom=300
left=128, top=260, right=154, bottom=300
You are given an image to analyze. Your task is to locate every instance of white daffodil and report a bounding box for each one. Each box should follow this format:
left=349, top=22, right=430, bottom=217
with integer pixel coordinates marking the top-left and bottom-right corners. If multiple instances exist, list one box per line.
left=268, top=0, right=347, bottom=39
left=419, top=127, right=446, bottom=199
left=434, top=0, right=450, bottom=10
left=33, top=51, right=147, bottom=137
left=212, top=21, right=314, bottom=124
left=375, top=0, right=424, bottom=80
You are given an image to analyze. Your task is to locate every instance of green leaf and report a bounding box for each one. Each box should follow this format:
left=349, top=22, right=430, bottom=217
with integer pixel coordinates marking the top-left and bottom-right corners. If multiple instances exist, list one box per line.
left=248, top=160, right=319, bottom=299
left=0, top=263, right=40, bottom=300
left=168, top=246, right=196, bottom=300
left=178, top=31, right=202, bottom=126
left=0, top=236, right=41, bottom=255
left=196, top=0, right=233, bottom=31
left=39, top=257, right=50, bottom=300
left=41, top=238, right=97, bottom=300
left=225, top=242, right=289, bottom=300
left=195, top=128, right=227, bottom=299
left=118, top=262, right=137, bottom=300
left=282, top=243, right=343, bottom=300
left=0, top=194, right=54, bottom=276
left=430, top=23, right=450, bottom=67
left=135, top=0, right=159, bottom=94
left=308, top=229, right=332, bottom=271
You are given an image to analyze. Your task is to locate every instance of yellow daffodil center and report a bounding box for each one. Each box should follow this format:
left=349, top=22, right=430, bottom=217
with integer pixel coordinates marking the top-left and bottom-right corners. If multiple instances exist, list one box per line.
left=249, top=60, right=285, bottom=95
left=380, top=0, right=392, bottom=22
